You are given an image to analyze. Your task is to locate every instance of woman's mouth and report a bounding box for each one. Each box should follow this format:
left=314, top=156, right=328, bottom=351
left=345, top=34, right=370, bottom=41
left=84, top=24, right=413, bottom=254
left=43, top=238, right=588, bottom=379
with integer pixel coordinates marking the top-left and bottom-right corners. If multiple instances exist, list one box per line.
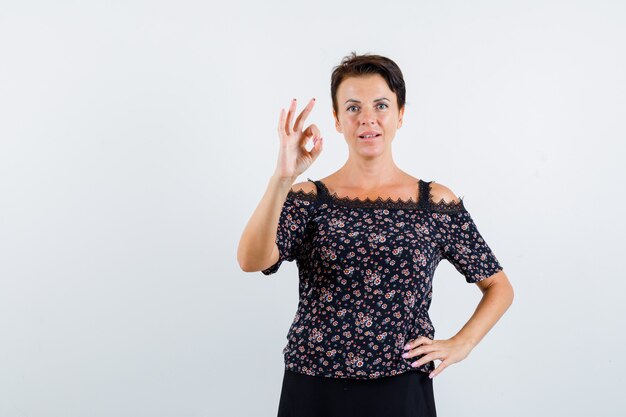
left=358, top=133, right=382, bottom=140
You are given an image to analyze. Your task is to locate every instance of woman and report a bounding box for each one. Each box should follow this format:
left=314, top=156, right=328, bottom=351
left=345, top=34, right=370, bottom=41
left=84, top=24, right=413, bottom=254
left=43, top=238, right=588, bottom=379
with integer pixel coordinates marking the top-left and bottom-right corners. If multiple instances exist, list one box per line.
left=237, top=52, right=514, bottom=417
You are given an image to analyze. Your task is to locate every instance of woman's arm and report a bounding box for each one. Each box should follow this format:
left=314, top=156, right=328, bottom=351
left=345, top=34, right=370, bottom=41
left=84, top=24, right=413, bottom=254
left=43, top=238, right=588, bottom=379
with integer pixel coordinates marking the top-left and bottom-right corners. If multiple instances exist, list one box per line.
left=237, top=174, right=297, bottom=272
left=452, top=270, right=514, bottom=348
left=429, top=181, right=514, bottom=347
left=238, top=97, right=323, bottom=272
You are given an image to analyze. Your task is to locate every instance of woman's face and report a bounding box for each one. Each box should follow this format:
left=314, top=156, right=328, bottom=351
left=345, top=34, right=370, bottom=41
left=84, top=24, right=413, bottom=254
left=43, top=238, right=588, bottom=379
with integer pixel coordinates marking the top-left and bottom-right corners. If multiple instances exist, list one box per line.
left=333, top=74, right=404, bottom=157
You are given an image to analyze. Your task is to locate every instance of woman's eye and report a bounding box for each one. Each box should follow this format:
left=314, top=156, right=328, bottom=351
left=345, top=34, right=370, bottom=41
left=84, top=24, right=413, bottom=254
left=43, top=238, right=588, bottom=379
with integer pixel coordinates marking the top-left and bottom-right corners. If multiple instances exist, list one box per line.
left=347, top=106, right=358, bottom=112
left=377, top=103, right=388, bottom=109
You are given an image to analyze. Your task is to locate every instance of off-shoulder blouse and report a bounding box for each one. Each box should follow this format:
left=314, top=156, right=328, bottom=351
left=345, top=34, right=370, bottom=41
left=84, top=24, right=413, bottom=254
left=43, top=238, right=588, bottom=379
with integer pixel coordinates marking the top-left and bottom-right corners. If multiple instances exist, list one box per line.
left=261, top=178, right=503, bottom=380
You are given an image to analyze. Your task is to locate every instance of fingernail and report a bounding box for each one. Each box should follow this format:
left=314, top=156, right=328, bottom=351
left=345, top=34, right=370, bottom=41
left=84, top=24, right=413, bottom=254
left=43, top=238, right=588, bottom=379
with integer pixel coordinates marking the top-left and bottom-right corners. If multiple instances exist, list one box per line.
left=401, top=353, right=408, bottom=358
left=404, top=344, right=410, bottom=350
left=429, top=373, right=434, bottom=379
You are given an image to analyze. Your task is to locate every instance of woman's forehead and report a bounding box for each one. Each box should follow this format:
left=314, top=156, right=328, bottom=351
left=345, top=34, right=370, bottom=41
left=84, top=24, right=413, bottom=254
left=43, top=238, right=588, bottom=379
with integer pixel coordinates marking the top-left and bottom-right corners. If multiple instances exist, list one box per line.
left=338, top=75, right=393, bottom=99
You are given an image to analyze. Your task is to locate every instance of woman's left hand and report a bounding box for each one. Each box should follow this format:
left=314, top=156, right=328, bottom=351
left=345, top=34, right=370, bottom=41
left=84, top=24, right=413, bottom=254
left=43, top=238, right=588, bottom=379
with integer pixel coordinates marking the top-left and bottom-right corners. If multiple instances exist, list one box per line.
left=401, top=336, right=474, bottom=379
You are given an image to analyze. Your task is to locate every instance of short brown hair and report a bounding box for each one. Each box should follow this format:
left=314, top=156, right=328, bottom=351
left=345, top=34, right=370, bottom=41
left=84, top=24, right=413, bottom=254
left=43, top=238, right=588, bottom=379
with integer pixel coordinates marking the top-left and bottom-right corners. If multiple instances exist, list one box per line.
left=330, top=51, right=406, bottom=115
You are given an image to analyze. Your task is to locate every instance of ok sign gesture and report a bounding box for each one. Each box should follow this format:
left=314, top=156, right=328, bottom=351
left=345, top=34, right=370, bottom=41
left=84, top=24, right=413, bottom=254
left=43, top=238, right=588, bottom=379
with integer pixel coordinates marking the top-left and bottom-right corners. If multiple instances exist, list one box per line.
left=273, top=98, right=323, bottom=181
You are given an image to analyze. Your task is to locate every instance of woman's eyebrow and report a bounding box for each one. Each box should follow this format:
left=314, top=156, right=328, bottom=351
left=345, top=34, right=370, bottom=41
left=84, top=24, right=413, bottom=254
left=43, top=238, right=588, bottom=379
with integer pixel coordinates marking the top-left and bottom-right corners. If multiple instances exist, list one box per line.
left=344, top=97, right=390, bottom=104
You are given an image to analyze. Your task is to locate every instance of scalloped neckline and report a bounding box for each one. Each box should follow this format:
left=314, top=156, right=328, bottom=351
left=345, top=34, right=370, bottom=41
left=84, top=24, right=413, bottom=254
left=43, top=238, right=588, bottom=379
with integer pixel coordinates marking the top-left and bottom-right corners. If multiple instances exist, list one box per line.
left=287, top=178, right=466, bottom=212
left=290, top=178, right=467, bottom=212
left=317, top=179, right=421, bottom=206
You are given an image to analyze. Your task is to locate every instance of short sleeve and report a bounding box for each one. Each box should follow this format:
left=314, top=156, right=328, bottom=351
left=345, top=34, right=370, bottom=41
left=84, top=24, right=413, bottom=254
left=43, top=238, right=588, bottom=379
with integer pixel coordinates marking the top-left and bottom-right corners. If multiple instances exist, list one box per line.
left=261, top=191, right=317, bottom=275
left=432, top=208, right=503, bottom=283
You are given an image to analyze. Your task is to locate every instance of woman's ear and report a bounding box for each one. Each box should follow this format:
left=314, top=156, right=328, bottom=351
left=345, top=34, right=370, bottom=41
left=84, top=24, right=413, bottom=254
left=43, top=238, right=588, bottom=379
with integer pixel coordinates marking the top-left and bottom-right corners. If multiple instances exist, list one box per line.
left=333, top=110, right=342, bottom=133
left=397, top=106, right=405, bottom=129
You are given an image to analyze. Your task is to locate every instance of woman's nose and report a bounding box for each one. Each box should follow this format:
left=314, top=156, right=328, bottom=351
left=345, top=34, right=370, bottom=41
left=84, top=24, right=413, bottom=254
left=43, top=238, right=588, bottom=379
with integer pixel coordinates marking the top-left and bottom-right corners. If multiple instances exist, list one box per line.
left=358, top=107, right=377, bottom=124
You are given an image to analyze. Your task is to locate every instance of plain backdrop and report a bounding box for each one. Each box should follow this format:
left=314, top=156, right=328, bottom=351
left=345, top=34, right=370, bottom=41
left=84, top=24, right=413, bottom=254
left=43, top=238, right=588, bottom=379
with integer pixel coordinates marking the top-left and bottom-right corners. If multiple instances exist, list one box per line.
left=1, top=1, right=625, bottom=416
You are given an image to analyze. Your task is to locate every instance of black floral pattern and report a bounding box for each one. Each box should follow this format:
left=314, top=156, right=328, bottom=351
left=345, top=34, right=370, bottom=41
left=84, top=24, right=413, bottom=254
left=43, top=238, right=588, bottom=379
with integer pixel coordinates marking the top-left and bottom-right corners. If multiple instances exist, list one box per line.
left=261, top=178, right=503, bottom=379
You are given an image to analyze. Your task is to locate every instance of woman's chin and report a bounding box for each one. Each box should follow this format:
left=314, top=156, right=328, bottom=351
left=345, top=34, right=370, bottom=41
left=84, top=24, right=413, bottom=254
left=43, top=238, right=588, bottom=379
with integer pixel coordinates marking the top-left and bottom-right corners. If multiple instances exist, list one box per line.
left=353, top=144, right=386, bottom=157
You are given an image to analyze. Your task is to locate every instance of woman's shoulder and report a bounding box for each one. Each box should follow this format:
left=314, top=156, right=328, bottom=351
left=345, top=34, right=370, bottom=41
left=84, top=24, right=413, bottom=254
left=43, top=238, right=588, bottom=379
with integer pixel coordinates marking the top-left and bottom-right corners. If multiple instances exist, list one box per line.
left=284, top=179, right=318, bottom=204
left=290, top=179, right=317, bottom=194
left=427, top=181, right=463, bottom=205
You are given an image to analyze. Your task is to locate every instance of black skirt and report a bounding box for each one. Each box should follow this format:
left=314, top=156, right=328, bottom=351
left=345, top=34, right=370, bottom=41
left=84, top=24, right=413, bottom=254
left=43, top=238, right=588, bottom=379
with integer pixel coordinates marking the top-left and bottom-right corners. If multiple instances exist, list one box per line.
left=277, top=368, right=437, bottom=417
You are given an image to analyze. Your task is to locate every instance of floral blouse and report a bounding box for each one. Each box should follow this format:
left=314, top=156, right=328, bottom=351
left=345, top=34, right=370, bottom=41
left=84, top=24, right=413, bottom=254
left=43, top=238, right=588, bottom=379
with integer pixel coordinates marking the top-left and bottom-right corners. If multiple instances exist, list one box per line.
left=261, top=178, right=503, bottom=380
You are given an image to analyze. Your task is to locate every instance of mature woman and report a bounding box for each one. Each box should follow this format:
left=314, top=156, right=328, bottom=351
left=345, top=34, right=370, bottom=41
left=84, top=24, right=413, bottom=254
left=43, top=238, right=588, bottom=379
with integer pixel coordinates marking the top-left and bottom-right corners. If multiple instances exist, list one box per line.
left=238, top=52, right=514, bottom=417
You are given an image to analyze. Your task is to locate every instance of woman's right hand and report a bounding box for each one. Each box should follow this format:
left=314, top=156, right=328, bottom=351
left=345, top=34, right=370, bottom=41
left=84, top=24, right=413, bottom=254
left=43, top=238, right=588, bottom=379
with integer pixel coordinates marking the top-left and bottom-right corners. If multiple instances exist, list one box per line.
left=273, top=98, right=323, bottom=181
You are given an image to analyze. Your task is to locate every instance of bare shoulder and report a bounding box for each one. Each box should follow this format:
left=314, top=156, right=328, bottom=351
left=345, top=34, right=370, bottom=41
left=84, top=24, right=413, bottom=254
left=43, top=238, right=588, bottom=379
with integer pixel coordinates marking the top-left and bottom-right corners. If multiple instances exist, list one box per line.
left=290, top=180, right=317, bottom=194
left=429, top=181, right=462, bottom=204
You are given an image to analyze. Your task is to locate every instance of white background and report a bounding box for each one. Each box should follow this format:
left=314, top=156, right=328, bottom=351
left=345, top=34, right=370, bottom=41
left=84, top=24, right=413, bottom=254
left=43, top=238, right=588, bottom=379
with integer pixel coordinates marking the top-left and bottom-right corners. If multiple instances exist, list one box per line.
left=1, top=1, right=624, bottom=416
